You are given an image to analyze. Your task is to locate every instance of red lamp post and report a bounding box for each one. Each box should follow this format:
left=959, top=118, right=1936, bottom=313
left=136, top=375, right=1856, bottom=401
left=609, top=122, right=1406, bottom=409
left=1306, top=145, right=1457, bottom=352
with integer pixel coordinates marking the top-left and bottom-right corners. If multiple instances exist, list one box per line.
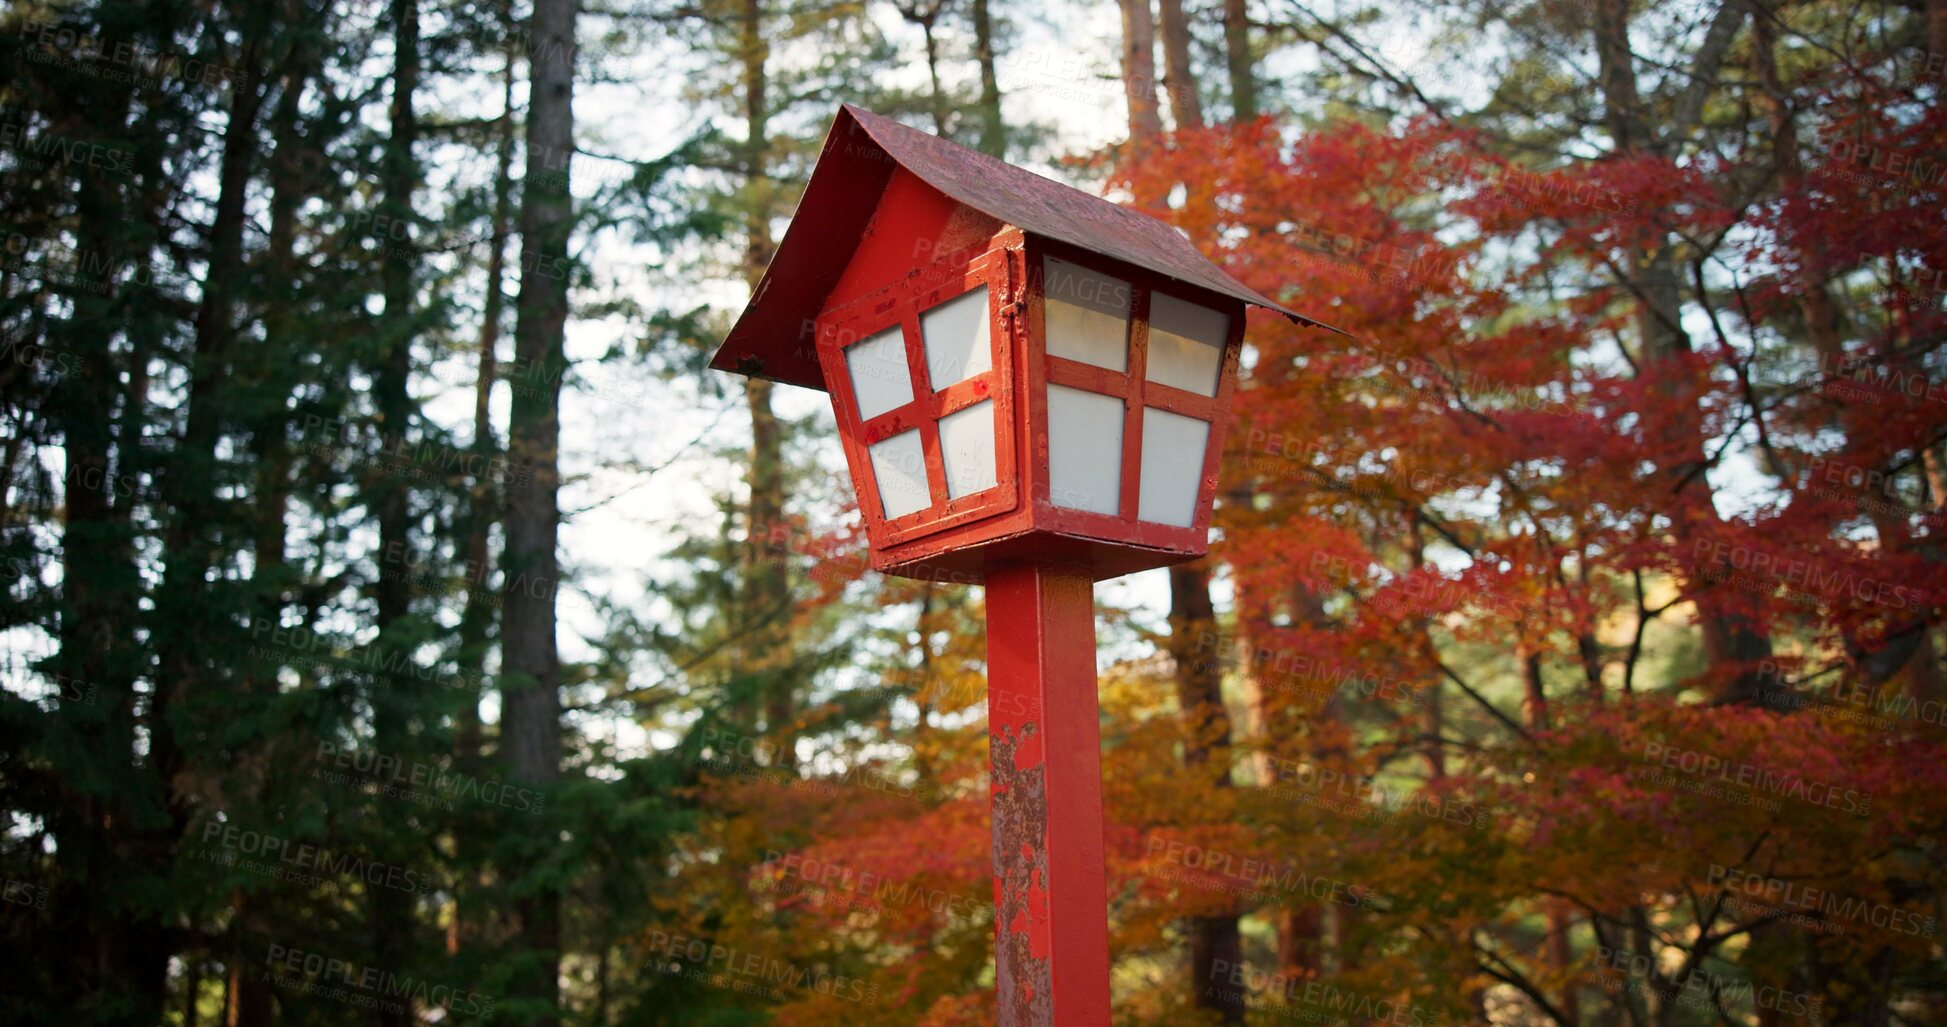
left=711, top=104, right=1333, bottom=1026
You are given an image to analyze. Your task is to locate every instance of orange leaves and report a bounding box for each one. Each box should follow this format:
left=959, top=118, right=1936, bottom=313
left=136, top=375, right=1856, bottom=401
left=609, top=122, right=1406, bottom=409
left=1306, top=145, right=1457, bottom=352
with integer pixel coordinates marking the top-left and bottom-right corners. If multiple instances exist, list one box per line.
left=1460, top=151, right=1722, bottom=256
left=1498, top=699, right=1947, bottom=943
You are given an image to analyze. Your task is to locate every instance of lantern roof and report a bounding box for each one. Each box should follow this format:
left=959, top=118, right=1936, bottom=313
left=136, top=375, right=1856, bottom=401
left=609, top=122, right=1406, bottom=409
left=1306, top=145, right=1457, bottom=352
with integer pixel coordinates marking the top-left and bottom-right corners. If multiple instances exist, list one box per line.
left=711, top=104, right=1337, bottom=391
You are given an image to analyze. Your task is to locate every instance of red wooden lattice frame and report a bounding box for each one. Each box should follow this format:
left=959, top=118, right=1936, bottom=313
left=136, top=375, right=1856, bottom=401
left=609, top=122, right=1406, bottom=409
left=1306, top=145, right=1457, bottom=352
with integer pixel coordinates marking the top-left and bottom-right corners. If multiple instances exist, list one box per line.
left=815, top=248, right=1020, bottom=553
left=813, top=235, right=1245, bottom=580
left=1021, top=237, right=1245, bottom=556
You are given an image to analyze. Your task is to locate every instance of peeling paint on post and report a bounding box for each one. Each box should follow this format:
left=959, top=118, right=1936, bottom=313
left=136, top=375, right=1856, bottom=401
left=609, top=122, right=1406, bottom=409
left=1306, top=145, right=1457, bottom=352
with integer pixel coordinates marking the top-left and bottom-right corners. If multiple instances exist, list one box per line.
left=985, top=563, right=1111, bottom=1026
left=989, top=724, right=1053, bottom=1020
left=708, top=104, right=1316, bottom=1026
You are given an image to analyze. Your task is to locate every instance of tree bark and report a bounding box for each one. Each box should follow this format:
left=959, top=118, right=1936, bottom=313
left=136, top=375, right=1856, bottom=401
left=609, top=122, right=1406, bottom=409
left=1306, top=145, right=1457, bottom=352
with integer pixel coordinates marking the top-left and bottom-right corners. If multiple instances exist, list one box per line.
left=1749, top=3, right=1944, bottom=704
left=368, top=1, right=421, bottom=1021
left=1930, top=0, right=1947, bottom=68
left=897, top=1, right=950, bottom=135
left=502, top=0, right=577, bottom=1019
left=42, top=7, right=167, bottom=1016
left=1222, top=0, right=1256, bottom=121
left=460, top=15, right=520, bottom=759
left=1117, top=0, right=1165, bottom=163
left=1157, top=0, right=1203, bottom=129
left=737, top=0, right=795, bottom=764
left=972, top=0, right=1006, bottom=155
left=1587, top=0, right=1775, bottom=706
left=1168, top=560, right=1243, bottom=1023
left=224, top=12, right=316, bottom=1021
left=148, top=10, right=272, bottom=1024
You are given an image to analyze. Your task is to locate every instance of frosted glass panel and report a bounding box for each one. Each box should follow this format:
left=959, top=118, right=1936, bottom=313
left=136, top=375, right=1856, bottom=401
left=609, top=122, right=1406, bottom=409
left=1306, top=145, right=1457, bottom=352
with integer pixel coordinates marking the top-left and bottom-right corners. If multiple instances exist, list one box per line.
left=938, top=400, right=999, bottom=499
left=921, top=286, right=992, bottom=389
left=845, top=326, right=914, bottom=420
left=1138, top=408, right=1210, bottom=527
left=1047, top=384, right=1123, bottom=515
left=1043, top=257, right=1130, bottom=372
left=868, top=430, right=931, bottom=519
left=1145, top=293, right=1228, bottom=397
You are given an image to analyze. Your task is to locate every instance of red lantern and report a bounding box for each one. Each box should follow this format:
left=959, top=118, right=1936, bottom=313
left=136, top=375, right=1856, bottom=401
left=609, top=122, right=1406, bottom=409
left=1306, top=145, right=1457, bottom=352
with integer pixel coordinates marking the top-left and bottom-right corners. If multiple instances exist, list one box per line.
left=711, top=105, right=1335, bottom=1026
left=713, top=104, right=1333, bottom=584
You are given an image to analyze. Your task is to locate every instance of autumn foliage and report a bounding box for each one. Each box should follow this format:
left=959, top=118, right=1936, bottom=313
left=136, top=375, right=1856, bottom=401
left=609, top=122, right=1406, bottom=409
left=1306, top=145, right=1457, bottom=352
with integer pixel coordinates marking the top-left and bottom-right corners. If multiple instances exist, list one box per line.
left=669, top=60, right=1947, bottom=1022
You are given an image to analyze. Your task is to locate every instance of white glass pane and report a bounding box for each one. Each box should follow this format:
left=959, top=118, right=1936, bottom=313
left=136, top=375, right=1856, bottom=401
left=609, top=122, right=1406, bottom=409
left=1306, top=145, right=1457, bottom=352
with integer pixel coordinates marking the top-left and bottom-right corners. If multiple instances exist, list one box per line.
left=1043, top=257, right=1130, bottom=372
left=938, top=400, right=998, bottom=499
left=1145, top=293, right=1228, bottom=397
left=921, top=286, right=992, bottom=389
left=845, top=325, right=913, bottom=421
left=868, top=430, right=931, bottom=519
left=1138, top=408, right=1211, bottom=527
left=1047, top=384, right=1123, bottom=515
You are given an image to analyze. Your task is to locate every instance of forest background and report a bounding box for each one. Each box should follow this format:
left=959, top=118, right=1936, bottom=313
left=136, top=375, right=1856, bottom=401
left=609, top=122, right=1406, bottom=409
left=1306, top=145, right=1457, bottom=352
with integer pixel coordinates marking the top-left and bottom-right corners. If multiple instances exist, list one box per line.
left=2, top=0, right=1945, bottom=1022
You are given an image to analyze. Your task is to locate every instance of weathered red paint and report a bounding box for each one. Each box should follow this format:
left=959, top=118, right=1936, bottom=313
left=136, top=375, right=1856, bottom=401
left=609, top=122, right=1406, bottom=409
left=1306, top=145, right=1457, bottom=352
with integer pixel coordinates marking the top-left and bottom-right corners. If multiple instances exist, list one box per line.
left=713, top=104, right=1335, bottom=585
left=985, top=562, right=1110, bottom=1026
left=710, top=105, right=1334, bottom=1027
left=811, top=230, right=1262, bottom=583
left=711, top=105, right=1336, bottom=393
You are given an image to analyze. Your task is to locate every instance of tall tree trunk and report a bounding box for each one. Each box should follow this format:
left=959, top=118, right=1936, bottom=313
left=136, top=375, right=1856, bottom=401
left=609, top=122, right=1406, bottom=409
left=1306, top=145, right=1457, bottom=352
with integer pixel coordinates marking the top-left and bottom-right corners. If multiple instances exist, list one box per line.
left=42, top=9, right=165, bottom=1016
left=1587, top=0, right=1774, bottom=706
left=1168, top=561, right=1243, bottom=1023
left=1406, top=523, right=1446, bottom=778
left=181, top=952, right=203, bottom=1026
left=1518, top=644, right=1579, bottom=1024
left=159, top=1, right=270, bottom=808
left=971, top=0, right=1006, bottom=156
left=905, top=4, right=950, bottom=135
left=1931, top=0, right=1947, bottom=66
left=147, top=11, right=272, bottom=1025
left=1117, top=0, right=1165, bottom=175
left=1157, top=0, right=1203, bottom=130
left=460, top=10, right=518, bottom=792
left=452, top=30, right=518, bottom=963
left=502, top=0, right=577, bottom=1018
left=737, top=0, right=795, bottom=764
left=1222, top=0, right=1256, bottom=121
left=1276, top=582, right=1332, bottom=980
left=910, top=583, right=940, bottom=781
left=225, top=13, right=316, bottom=1021
left=369, top=1, right=421, bottom=1022
left=1749, top=4, right=1945, bottom=705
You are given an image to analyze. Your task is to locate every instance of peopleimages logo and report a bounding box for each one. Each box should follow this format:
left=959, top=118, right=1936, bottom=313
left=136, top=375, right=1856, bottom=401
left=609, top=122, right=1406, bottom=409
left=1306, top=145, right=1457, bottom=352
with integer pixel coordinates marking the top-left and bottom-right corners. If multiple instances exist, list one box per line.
left=1205, top=961, right=1444, bottom=1026
left=1494, top=165, right=1638, bottom=216
left=1640, top=739, right=1871, bottom=816
left=760, top=850, right=992, bottom=925
left=315, top=742, right=545, bottom=813
left=646, top=930, right=880, bottom=1004
left=1259, top=753, right=1494, bottom=829
left=694, top=727, right=937, bottom=802
left=247, top=616, right=489, bottom=692
left=1708, top=865, right=1935, bottom=939
left=20, top=19, right=250, bottom=88
left=1146, top=838, right=1380, bottom=910
left=1826, top=140, right=1947, bottom=189
left=1751, top=659, right=1947, bottom=728
left=1592, top=945, right=1824, bottom=1022
left=1192, top=630, right=1428, bottom=707
left=1691, top=538, right=1928, bottom=612
left=3, top=878, right=48, bottom=910
left=1812, top=350, right=1947, bottom=405
left=199, top=821, right=434, bottom=895
left=264, top=944, right=494, bottom=1018
left=0, top=121, right=133, bottom=174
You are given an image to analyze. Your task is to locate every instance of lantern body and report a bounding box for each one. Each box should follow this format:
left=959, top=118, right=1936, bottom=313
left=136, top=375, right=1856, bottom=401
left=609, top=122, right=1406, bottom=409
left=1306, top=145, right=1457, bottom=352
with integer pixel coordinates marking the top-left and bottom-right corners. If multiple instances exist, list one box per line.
left=713, top=105, right=1333, bottom=584
left=809, top=190, right=1246, bottom=583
